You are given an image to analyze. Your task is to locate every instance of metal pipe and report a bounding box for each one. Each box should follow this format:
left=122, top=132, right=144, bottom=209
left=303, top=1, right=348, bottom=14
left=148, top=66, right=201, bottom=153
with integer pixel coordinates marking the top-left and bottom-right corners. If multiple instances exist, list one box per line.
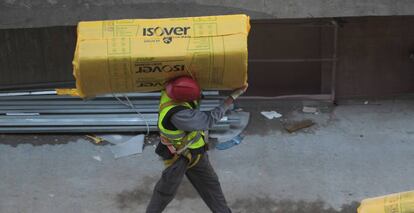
left=1, top=114, right=159, bottom=118
left=0, top=121, right=238, bottom=127
left=0, top=105, right=150, bottom=109
left=0, top=91, right=219, bottom=99
left=0, top=82, right=75, bottom=91
left=0, top=104, right=219, bottom=110
left=0, top=100, right=220, bottom=105
left=0, top=124, right=230, bottom=133
left=0, top=115, right=238, bottom=126
left=1, top=113, right=239, bottom=119
left=0, top=90, right=233, bottom=134
left=0, top=107, right=216, bottom=114
left=0, top=119, right=157, bottom=126
left=331, top=20, right=339, bottom=104
left=0, top=126, right=158, bottom=133
left=0, top=100, right=162, bottom=105
left=0, top=91, right=57, bottom=97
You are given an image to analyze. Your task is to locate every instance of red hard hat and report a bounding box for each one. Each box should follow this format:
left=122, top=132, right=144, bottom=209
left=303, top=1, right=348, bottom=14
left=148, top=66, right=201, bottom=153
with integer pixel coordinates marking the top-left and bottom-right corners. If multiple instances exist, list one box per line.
left=166, top=76, right=201, bottom=102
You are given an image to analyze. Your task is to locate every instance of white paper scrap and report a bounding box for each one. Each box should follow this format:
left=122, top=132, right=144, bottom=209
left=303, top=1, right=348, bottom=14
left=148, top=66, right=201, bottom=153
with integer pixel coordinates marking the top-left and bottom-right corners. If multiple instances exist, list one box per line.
left=260, top=111, right=282, bottom=119
left=302, top=106, right=318, bottom=113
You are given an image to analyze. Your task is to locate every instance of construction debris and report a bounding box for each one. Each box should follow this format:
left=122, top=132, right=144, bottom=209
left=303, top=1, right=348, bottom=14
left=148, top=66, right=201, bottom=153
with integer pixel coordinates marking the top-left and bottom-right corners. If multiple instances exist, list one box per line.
left=302, top=106, right=318, bottom=113
left=92, top=156, right=102, bottom=162
left=209, top=112, right=250, bottom=142
left=94, top=134, right=135, bottom=145
left=85, top=135, right=105, bottom=144
left=284, top=119, right=315, bottom=133
left=260, top=111, right=282, bottom=119
left=110, top=134, right=145, bottom=159
left=216, top=134, right=244, bottom=150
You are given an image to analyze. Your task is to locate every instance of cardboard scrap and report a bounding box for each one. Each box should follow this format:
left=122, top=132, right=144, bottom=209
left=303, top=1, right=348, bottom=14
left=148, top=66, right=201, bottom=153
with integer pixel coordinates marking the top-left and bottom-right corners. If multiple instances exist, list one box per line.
left=261, top=111, right=282, bottom=119
left=284, top=119, right=315, bottom=133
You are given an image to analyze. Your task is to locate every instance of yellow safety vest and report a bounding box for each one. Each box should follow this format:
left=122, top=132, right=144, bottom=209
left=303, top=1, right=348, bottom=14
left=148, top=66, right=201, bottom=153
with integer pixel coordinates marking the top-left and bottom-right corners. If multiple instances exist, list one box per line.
left=158, top=91, right=205, bottom=167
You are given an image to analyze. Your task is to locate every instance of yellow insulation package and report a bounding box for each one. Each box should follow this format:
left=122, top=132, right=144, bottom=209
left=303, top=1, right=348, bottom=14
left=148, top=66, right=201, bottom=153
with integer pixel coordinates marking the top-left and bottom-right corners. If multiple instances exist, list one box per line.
left=73, top=14, right=250, bottom=97
left=358, top=190, right=414, bottom=213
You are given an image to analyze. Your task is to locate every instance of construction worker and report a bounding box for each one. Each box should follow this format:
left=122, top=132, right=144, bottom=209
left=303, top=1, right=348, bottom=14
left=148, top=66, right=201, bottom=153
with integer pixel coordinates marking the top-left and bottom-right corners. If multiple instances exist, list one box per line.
left=146, top=76, right=248, bottom=213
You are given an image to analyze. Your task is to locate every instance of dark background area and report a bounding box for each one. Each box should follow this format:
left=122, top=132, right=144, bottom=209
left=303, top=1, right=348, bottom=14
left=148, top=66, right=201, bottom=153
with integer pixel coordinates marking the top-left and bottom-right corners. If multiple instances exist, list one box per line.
left=0, top=16, right=413, bottom=99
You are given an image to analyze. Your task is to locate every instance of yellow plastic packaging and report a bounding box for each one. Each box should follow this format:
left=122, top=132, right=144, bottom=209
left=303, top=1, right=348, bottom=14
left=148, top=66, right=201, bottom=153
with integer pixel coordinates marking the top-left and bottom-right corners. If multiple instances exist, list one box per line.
left=72, top=14, right=250, bottom=98
left=358, top=190, right=414, bottom=213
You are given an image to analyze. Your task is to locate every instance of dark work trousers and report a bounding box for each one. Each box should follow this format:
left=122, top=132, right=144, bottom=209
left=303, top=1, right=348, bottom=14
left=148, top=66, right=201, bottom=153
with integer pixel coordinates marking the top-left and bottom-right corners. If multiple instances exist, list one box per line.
left=146, top=153, right=231, bottom=213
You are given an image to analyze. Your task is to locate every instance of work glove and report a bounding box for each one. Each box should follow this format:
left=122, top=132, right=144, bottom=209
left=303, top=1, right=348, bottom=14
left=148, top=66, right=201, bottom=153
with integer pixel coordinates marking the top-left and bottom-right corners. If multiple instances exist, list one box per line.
left=230, top=84, right=248, bottom=100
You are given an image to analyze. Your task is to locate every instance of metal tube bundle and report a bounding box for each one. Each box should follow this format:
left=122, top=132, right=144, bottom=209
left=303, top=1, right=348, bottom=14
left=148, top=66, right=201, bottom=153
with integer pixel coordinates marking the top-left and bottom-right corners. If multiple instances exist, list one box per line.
left=0, top=91, right=238, bottom=133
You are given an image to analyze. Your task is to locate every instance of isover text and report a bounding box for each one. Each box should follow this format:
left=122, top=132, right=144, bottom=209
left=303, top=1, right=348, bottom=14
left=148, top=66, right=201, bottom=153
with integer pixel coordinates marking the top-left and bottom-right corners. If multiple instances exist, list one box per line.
left=143, top=26, right=191, bottom=36
left=136, top=64, right=185, bottom=73
left=136, top=81, right=164, bottom=87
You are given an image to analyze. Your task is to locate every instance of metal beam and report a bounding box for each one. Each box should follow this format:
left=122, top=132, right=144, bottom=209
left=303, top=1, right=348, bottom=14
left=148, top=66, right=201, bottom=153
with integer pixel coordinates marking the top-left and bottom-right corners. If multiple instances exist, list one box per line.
left=331, top=20, right=339, bottom=104
left=0, top=114, right=239, bottom=126
left=0, top=100, right=220, bottom=105
left=0, top=124, right=230, bottom=133
left=0, top=104, right=219, bottom=110
left=0, top=91, right=219, bottom=98
left=0, top=107, right=216, bottom=114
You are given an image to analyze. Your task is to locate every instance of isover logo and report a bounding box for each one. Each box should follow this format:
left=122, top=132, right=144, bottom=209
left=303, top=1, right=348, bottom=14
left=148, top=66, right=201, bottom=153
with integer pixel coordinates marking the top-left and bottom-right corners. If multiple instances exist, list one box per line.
left=143, top=26, right=191, bottom=37
left=136, top=81, right=164, bottom=88
left=136, top=64, right=185, bottom=73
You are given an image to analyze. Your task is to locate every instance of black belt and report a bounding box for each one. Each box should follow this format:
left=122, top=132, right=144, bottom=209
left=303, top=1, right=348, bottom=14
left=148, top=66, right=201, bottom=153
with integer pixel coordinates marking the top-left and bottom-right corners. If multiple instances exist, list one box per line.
left=189, top=144, right=208, bottom=155
left=156, top=142, right=208, bottom=160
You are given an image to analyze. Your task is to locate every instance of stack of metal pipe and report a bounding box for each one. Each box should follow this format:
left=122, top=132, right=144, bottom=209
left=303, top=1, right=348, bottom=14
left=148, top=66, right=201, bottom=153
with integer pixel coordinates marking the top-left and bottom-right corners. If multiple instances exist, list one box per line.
left=0, top=91, right=237, bottom=133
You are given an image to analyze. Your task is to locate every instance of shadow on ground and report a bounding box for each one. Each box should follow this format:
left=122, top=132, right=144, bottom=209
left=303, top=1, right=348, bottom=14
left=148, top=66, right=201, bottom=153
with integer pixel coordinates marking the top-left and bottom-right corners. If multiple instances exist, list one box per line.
left=0, top=134, right=88, bottom=147
left=115, top=176, right=359, bottom=213
left=115, top=176, right=199, bottom=210
left=231, top=197, right=359, bottom=213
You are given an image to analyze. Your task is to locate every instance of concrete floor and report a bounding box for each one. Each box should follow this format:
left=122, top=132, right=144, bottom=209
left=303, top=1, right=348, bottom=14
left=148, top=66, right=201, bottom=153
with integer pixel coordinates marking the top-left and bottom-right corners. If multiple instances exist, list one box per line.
left=0, top=99, right=413, bottom=213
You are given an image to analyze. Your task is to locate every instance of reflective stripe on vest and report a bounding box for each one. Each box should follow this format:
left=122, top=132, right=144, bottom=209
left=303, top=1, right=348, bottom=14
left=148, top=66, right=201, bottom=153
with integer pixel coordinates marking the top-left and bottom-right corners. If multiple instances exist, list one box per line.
left=158, top=90, right=205, bottom=150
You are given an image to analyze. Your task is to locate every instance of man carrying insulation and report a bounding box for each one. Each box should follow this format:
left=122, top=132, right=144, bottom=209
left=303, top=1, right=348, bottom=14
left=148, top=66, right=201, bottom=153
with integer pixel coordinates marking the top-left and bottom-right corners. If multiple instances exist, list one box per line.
left=146, top=76, right=248, bottom=213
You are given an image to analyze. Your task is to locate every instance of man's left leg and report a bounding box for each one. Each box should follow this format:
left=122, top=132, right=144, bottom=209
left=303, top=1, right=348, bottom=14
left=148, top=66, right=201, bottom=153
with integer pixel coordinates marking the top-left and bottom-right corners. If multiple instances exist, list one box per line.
left=185, top=153, right=231, bottom=213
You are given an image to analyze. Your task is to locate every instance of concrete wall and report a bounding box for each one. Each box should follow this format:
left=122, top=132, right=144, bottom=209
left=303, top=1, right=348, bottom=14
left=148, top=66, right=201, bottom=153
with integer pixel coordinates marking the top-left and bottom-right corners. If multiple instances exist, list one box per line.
left=1, top=0, right=414, bottom=29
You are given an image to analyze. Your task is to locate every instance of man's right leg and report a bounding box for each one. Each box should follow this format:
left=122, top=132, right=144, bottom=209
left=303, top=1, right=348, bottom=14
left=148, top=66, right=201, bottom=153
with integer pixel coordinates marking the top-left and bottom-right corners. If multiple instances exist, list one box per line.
left=146, top=157, right=189, bottom=213
left=185, top=154, right=231, bottom=213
